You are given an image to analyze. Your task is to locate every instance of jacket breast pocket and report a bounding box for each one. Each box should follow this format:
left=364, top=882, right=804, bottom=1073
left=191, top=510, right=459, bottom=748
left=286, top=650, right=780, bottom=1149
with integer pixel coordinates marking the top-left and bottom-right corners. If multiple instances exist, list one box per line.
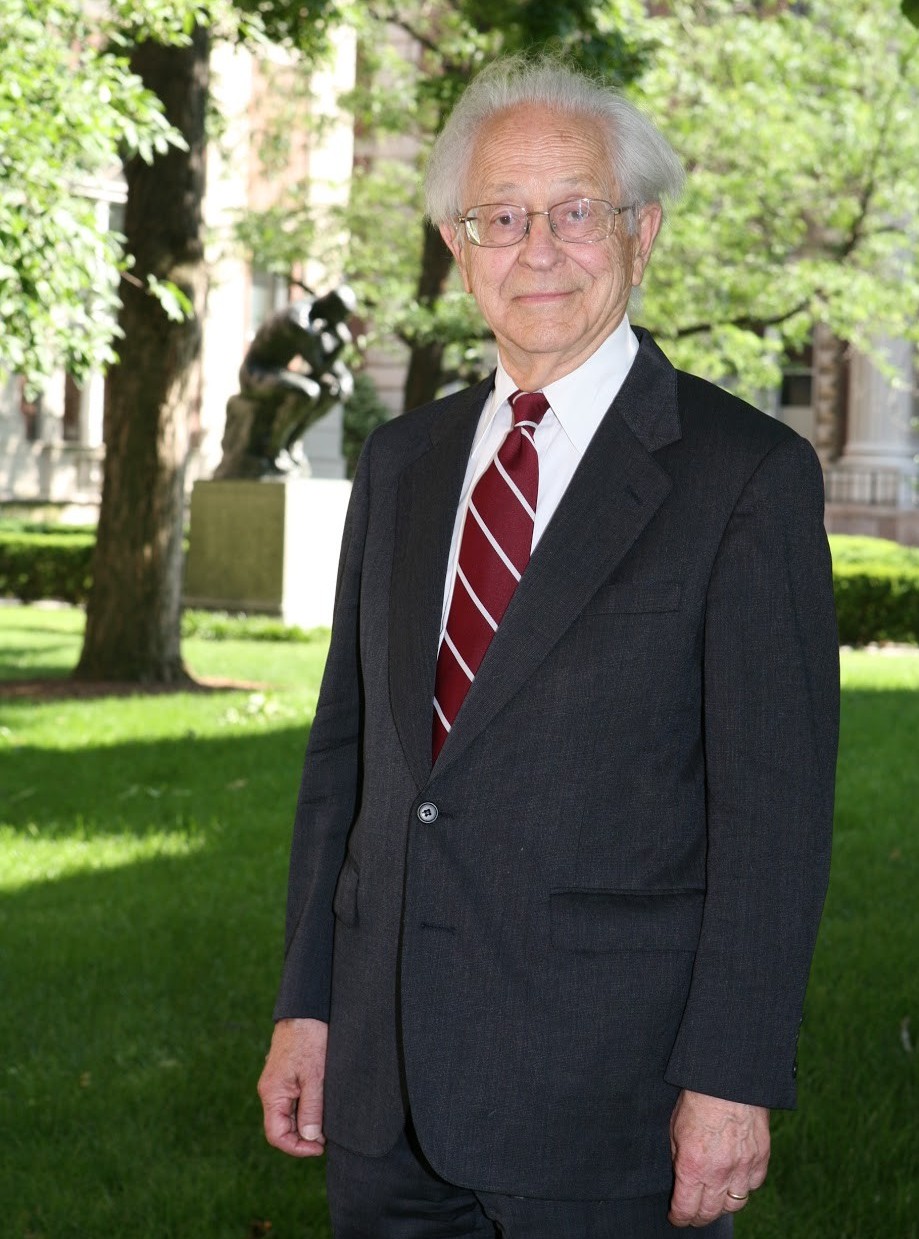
left=332, top=853, right=360, bottom=928
left=591, top=580, right=683, bottom=614
left=550, top=888, right=704, bottom=953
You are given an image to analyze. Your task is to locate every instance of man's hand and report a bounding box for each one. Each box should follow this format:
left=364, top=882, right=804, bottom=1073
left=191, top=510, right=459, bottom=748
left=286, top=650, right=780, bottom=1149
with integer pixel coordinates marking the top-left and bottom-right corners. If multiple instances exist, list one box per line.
left=668, top=1089, right=770, bottom=1227
left=257, top=1017, right=329, bottom=1157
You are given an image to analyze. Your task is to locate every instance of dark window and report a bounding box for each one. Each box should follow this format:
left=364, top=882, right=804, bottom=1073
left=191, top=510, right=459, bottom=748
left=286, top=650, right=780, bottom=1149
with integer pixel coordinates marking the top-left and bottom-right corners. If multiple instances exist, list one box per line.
left=780, top=344, right=814, bottom=407
left=63, top=375, right=82, bottom=442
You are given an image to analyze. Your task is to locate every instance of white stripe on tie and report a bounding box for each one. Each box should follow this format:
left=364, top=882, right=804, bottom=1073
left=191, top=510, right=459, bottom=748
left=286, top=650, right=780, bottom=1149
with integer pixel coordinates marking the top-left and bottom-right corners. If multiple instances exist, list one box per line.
left=457, top=563, right=499, bottom=632
left=469, top=501, right=522, bottom=582
left=444, top=630, right=475, bottom=682
left=494, top=456, right=537, bottom=522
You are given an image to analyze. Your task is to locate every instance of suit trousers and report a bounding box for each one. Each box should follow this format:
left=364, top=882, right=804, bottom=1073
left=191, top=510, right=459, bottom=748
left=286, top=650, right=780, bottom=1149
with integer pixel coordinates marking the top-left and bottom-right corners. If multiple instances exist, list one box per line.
left=325, top=1124, right=734, bottom=1239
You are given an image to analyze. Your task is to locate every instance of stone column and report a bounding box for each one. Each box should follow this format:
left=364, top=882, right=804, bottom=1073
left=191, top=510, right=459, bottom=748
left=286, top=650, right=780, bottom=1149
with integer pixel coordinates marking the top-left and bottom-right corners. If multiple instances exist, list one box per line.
left=841, top=339, right=917, bottom=477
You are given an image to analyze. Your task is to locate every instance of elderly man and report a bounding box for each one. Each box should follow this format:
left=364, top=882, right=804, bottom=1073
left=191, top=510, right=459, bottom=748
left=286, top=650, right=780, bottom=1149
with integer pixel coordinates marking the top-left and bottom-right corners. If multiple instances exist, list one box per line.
left=258, top=56, right=839, bottom=1238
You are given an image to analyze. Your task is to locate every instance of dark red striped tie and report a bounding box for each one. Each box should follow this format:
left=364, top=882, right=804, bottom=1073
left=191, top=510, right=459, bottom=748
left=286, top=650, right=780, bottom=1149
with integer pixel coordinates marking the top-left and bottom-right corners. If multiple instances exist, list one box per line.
left=432, top=390, right=550, bottom=761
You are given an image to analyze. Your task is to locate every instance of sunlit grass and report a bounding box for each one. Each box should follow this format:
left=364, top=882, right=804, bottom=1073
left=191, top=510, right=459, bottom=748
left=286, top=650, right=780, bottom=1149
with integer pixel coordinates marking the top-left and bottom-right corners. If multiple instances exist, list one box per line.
left=0, top=823, right=206, bottom=890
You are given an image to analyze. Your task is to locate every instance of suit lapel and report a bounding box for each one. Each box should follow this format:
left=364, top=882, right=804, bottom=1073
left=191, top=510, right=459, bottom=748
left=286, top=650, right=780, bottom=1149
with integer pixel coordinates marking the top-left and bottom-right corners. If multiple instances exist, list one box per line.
left=388, top=378, right=493, bottom=789
left=433, top=329, right=682, bottom=775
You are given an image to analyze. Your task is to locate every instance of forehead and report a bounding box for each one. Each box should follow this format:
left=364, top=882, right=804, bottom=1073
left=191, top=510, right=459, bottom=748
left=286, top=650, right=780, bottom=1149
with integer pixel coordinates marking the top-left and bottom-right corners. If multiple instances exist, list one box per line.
left=464, top=103, right=615, bottom=205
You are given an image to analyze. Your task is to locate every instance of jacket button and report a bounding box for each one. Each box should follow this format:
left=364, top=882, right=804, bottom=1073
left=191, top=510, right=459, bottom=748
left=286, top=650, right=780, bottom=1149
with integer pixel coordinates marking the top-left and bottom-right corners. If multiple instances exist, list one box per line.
left=417, top=801, right=439, bottom=824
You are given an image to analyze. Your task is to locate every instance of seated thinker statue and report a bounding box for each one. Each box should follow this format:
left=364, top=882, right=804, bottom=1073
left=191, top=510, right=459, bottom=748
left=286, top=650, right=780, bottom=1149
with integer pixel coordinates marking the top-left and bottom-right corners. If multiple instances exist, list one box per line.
left=214, top=284, right=356, bottom=479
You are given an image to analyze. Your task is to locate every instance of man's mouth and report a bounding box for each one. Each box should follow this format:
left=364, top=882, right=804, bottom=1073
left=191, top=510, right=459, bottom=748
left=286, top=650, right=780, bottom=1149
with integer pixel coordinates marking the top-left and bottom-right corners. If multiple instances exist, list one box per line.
left=514, top=290, right=572, bottom=303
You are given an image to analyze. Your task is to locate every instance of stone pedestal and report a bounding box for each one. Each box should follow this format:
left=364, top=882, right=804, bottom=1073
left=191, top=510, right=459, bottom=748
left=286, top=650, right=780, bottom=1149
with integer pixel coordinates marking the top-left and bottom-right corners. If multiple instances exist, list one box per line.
left=184, top=477, right=351, bottom=630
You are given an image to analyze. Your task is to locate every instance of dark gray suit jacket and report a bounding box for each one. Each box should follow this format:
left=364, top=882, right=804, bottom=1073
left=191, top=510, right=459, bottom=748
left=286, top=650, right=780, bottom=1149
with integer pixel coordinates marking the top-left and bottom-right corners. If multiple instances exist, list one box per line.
left=274, top=328, right=839, bottom=1200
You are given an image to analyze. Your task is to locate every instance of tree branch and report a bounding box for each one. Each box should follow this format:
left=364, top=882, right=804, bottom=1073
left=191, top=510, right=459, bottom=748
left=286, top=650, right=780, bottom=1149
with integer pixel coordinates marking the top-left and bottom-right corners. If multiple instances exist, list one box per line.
left=673, top=299, right=810, bottom=340
left=364, top=2, right=467, bottom=74
left=834, top=35, right=918, bottom=261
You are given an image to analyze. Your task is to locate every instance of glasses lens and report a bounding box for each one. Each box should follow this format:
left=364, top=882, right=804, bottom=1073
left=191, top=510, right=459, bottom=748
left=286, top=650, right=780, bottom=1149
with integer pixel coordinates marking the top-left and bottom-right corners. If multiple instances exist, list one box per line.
left=466, top=205, right=527, bottom=247
left=550, top=199, right=615, bottom=243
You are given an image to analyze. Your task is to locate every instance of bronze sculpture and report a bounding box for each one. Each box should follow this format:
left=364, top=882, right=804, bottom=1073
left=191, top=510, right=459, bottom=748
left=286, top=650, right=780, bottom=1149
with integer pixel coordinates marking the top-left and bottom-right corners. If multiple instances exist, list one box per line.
left=214, top=284, right=356, bottom=479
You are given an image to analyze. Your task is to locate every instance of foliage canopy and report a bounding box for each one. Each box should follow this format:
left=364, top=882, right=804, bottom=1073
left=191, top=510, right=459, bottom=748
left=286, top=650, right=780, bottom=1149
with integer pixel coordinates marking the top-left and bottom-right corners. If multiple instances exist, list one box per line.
left=0, top=0, right=339, bottom=391
left=634, top=0, right=919, bottom=397
left=0, top=0, right=181, bottom=387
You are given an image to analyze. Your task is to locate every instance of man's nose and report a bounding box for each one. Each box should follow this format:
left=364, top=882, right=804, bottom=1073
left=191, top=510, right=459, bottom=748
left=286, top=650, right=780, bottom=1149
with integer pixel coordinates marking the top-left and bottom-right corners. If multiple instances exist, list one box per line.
left=518, top=213, right=563, bottom=266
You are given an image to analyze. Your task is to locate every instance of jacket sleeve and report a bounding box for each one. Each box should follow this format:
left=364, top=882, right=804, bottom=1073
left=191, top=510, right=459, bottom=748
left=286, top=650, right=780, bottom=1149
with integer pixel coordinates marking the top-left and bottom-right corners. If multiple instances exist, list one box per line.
left=665, top=433, right=839, bottom=1109
left=272, top=432, right=374, bottom=1022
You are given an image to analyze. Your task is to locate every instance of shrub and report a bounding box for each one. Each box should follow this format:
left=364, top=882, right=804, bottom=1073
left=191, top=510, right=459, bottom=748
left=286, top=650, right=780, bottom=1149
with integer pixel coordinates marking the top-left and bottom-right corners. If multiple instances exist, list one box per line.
left=0, top=532, right=94, bottom=603
left=181, top=610, right=327, bottom=642
left=828, top=534, right=919, bottom=570
left=832, top=564, right=919, bottom=646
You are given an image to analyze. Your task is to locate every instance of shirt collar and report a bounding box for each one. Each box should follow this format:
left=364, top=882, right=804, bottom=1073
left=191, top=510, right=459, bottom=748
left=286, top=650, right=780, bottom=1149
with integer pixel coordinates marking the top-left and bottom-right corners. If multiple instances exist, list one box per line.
left=489, top=315, right=638, bottom=456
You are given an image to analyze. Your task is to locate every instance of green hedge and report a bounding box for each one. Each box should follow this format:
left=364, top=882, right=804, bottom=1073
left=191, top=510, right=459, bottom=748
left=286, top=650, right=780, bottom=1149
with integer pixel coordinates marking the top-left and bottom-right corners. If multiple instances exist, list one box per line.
left=180, top=610, right=328, bottom=642
left=827, top=534, right=919, bottom=570
left=832, top=565, right=919, bottom=646
left=0, top=531, right=94, bottom=604
left=2, top=528, right=919, bottom=646
left=827, top=536, right=919, bottom=645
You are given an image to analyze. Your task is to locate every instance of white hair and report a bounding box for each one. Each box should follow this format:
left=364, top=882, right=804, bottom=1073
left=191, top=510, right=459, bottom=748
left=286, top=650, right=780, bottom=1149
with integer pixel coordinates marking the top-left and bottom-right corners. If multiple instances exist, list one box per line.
left=424, top=54, right=685, bottom=231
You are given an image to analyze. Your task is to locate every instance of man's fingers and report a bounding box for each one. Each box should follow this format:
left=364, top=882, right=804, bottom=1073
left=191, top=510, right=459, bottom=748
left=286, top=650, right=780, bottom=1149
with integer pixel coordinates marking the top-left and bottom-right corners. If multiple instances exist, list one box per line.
left=667, top=1174, right=703, bottom=1226
left=669, top=1177, right=751, bottom=1226
left=260, top=1088, right=326, bottom=1158
left=261, top=1094, right=324, bottom=1158
left=723, top=1185, right=752, bottom=1213
left=668, top=1171, right=733, bottom=1226
left=295, top=1079, right=325, bottom=1143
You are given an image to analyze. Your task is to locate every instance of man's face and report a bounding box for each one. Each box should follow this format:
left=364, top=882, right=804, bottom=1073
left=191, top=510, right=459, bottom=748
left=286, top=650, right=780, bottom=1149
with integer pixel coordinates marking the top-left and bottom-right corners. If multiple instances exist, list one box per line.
left=441, top=104, right=661, bottom=389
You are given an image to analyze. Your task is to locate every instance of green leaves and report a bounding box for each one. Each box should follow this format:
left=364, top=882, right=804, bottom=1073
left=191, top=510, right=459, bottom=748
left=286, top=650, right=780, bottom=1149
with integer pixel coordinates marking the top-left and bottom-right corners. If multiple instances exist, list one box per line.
left=633, top=0, right=919, bottom=399
left=0, top=0, right=197, bottom=388
left=903, top=0, right=919, bottom=28
left=146, top=276, right=194, bottom=323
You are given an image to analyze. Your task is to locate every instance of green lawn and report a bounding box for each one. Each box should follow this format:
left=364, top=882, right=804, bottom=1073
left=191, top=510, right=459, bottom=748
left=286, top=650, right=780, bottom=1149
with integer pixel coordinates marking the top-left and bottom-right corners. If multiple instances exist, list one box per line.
left=1, top=608, right=916, bottom=1238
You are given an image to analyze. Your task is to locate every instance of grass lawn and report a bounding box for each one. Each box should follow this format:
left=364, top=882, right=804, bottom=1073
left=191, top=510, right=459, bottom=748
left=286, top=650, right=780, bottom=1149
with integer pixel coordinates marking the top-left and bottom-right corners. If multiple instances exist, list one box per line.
left=1, top=608, right=917, bottom=1238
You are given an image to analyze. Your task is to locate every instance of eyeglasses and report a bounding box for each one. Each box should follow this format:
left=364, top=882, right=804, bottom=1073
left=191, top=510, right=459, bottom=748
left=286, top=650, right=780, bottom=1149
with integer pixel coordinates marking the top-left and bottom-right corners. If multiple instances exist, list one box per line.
left=458, top=198, right=635, bottom=248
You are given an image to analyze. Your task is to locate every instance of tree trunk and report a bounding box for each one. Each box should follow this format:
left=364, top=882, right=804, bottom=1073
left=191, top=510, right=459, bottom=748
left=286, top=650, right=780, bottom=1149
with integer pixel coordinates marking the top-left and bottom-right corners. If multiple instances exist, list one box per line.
left=76, top=28, right=209, bottom=684
left=811, top=323, right=846, bottom=467
left=402, top=220, right=455, bottom=412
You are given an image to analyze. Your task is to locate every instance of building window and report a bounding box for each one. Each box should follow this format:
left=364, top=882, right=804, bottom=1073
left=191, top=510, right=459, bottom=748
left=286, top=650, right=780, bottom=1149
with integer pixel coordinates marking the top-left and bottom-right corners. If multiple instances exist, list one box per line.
left=63, top=375, right=83, bottom=442
left=780, top=345, right=813, bottom=409
left=19, top=380, right=42, bottom=442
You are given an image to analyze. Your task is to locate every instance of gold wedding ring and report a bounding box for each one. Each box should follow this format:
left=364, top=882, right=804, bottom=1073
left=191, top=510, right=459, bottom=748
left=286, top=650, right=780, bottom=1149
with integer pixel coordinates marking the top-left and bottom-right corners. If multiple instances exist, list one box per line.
left=726, top=1190, right=750, bottom=1202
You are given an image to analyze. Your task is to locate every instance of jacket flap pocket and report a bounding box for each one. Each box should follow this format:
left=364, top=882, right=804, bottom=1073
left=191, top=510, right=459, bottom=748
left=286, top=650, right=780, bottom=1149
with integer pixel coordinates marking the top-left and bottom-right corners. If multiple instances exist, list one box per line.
left=550, top=888, right=704, bottom=953
left=592, top=580, right=683, bottom=614
left=332, top=854, right=360, bottom=927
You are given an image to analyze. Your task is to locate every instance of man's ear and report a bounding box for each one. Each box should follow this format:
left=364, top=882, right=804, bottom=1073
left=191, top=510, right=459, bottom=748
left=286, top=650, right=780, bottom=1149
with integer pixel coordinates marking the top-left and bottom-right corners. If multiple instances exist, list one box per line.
left=630, top=204, right=663, bottom=288
left=439, top=221, right=472, bottom=292
left=439, top=221, right=463, bottom=262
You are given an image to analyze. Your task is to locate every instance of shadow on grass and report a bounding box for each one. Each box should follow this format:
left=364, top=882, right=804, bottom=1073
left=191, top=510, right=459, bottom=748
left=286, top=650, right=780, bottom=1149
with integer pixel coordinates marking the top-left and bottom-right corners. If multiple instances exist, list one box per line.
left=1, top=726, right=312, bottom=840
left=0, top=645, right=82, bottom=679
left=1, top=722, right=334, bottom=1237
left=2, top=850, right=332, bottom=1237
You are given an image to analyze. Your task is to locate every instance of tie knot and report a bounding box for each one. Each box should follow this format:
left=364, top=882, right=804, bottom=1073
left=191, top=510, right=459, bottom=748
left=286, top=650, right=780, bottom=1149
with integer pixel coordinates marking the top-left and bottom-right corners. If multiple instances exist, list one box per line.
left=509, top=389, right=549, bottom=430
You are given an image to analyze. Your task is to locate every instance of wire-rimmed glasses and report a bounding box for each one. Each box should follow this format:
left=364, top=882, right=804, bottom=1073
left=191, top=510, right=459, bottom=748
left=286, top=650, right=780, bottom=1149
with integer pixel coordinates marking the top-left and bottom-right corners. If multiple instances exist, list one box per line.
left=458, top=198, right=635, bottom=247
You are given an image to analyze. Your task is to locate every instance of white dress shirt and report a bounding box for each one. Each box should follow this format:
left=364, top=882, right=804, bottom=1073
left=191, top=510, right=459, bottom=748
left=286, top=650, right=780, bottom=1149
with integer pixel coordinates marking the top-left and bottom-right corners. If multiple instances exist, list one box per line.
left=440, top=316, right=639, bottom=635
